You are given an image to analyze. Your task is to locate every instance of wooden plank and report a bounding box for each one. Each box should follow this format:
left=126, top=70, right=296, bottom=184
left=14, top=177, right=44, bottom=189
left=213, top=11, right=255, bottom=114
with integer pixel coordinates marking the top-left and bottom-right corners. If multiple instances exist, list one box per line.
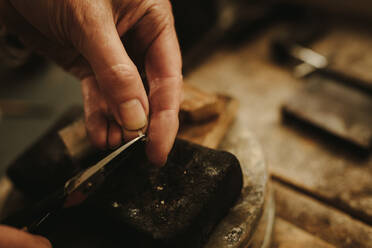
left=274, top=181, right=372, bottom=248
left=272, top=217, right=336, bottom=248
left=180, top=83, right=222, bottom=123
left=178, top=95, right=239, bottom=149
left=185, top=27, right=372, bottom=225
left=58, top=118, right=89, bottom=161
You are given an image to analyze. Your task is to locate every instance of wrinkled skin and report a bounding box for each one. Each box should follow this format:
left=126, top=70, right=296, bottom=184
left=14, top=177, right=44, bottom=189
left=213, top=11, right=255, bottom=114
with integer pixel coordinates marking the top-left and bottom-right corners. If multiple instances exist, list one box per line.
left=0, top=0, right=182, bottom=246
left=0, top=0, right=182, bottom=165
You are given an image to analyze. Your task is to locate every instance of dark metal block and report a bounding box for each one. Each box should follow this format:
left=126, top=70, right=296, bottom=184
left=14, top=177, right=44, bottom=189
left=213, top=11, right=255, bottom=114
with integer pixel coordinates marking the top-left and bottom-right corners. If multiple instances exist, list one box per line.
left=282, top=73, right=372, bottom=151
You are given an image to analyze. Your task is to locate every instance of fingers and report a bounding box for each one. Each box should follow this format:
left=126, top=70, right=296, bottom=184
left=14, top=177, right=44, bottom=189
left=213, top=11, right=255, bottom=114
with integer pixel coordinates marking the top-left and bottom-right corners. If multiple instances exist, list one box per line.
left=108, top=120, right=122, bottom=149
left=0, top=225, right=52, bottom=248
left=143, top=10, right=183, bottom=166
left=146, top=77, right=182, bottom=166
left=82, top=77, right=124, bottom=150
left=78, top=14, right=149, bottom=133
left=82, top=77, right=108, bottom=149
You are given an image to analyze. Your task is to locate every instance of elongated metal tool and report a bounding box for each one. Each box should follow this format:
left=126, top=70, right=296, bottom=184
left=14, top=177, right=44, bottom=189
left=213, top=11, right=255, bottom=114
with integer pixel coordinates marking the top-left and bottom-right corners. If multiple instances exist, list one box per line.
left=2, top=134, right=146, bottom=233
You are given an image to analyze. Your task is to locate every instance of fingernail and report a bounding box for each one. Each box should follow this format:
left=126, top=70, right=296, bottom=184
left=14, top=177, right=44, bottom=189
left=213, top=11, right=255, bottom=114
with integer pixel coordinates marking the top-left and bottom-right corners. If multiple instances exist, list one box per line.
left=122, top=122, right=148, bottom=142
left=119, top=99, right=147, bottom=131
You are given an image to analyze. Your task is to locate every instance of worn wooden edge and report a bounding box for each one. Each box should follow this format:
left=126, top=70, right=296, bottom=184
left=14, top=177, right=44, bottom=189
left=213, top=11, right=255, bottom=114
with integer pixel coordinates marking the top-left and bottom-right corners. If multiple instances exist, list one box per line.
left=178, top=96, right=239, bottom=149
left=180, top=83, right=222, bottom=123
left=272, top=217, right=336, bottom=248
left=273, top=181, right=372, bottom=248
left=245, top=182, right=275, bottom=248
left=58, top=118, right=89, bottom=161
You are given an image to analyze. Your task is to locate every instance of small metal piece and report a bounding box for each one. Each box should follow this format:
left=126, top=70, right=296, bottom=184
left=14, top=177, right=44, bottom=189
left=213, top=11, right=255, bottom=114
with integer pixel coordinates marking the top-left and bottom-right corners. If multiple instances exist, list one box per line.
left=291, top=44, right=328, bottom=69
left=26, top=212, right=51, bottom=233
left=112, top=202, right=120, bottom=208
left=288, top=44, right=328, bottom=78
left=34, top=212, right=51, bottom=228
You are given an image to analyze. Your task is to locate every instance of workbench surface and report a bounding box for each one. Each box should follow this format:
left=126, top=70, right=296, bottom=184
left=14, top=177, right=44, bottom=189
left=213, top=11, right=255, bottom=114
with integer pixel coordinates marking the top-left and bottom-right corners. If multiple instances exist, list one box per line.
left=185, top=25, right=372, bottom=247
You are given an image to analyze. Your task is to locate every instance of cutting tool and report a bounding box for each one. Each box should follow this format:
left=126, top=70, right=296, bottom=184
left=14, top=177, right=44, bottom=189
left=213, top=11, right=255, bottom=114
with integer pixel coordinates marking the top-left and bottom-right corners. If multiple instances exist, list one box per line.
left=1, top=134, right=146, bottom=233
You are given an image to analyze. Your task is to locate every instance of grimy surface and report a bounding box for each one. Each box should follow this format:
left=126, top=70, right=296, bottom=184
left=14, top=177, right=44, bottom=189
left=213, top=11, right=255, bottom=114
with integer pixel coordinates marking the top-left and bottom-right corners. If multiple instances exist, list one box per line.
left=185, top=25, right=372, bottom=247
left=24, top=139, right=243, bottom=248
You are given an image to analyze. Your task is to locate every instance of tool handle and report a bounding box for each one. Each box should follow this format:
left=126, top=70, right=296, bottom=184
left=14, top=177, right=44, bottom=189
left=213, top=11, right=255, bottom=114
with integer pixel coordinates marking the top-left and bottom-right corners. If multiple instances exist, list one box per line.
left=1, top=187, right=66, bottom=234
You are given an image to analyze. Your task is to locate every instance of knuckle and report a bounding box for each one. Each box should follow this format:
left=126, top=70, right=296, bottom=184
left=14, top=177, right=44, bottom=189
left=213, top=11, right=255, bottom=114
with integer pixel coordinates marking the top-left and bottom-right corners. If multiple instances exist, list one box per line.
left=146, top=1, right=174, bottom=29
left=149, top=75, right=183, bottom=97
left=99, top=64, right=139, bottom=94
left=111, top=64, right=138, bottom=80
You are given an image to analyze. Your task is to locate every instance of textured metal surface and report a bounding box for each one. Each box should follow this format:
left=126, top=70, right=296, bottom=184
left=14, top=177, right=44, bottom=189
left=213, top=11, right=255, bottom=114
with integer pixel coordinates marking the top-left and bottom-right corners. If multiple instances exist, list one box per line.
left=283, top=73, right=372, bottom=149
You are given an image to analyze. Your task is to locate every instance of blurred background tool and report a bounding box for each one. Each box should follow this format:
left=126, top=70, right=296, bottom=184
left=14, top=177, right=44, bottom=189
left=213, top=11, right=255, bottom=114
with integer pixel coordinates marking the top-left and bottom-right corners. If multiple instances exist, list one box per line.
left=269, top=15, right=372, bottom=153
left=271, top=28, right=372, bottom=94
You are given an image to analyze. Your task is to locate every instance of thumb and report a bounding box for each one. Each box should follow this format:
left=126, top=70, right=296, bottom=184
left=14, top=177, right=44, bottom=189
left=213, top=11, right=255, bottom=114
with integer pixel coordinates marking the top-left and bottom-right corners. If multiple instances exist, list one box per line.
left=0, top=225, right=52, bottom=248
left=78, top=15, right=148, bottom=132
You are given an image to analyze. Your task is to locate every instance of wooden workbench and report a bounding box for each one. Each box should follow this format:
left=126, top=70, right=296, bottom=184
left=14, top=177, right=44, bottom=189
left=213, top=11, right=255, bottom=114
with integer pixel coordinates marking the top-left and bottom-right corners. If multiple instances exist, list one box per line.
left=185, top=25, right=372, bottom=248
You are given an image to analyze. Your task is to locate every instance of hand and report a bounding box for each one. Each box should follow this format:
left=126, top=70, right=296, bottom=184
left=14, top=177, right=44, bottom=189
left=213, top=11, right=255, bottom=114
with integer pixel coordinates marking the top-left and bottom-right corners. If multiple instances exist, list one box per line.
left=0, top=225, right=51, bottom=248
left=0, top=0, right=183, bottom=166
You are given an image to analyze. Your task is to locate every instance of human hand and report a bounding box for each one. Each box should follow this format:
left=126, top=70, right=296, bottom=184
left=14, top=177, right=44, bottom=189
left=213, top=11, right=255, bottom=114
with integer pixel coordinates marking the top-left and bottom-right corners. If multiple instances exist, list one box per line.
left=0, top=225, right=51, bottom=248
left=0, top=0, right=182, bottom=166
